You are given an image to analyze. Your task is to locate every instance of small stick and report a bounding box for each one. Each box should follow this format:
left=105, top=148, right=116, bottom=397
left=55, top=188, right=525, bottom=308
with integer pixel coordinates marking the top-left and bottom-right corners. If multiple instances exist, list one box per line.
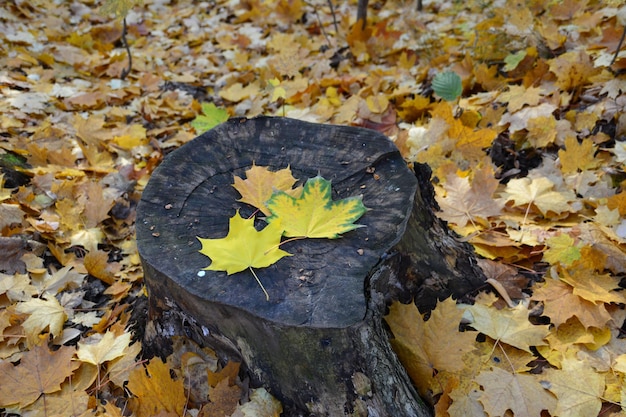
left=120, top=17, right=132, bottom=80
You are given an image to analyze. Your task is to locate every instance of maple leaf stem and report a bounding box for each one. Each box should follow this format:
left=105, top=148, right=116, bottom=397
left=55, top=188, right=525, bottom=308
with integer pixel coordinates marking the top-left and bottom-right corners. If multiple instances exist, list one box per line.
left=517, top=203, right=532, bottom=243
left=249, top=267, right=270, bottom=301
left=263, top=236, right=305, bottom=255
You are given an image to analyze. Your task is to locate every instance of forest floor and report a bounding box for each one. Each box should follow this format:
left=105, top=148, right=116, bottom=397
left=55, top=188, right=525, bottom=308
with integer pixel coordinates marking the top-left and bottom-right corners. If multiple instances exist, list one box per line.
left=2, top=0, right=626, bottom=416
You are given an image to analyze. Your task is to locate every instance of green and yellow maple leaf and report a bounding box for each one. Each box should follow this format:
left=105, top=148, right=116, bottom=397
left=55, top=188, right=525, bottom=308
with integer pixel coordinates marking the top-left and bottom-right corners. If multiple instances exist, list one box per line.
left=232, top=164, right=302, bottom=215
left=197, top=211, right=290, bottom=275
left=266, top=175, right=367, bottom=238
left=543, top=233, right=581, bottom=266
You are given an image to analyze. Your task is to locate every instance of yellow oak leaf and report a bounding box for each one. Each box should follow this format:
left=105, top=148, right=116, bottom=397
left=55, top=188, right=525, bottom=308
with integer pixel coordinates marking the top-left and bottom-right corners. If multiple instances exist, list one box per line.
left=0, top=344, right=79, bottom=408
left=500, top=177, right=575, bottom=216
left=15, top=295, right=67, bottom=346
left=542, top=357, right=603, bottom=417
left=542, top=233, right=581, bottom=266
left=266, top=175, right=367, bottom=238
left=128, top=358, right=185, bottom=417
left=385, top=298, right=476, bottom=397
left=232, top=164, right=302, bottom=215
left=76, top=331, right=132, bottom=366
left=558, top=136, right=599, bottom=174
left=198, top=211, right=290, bottom=275
left=466, top=303, right=549, bottom=353
left=475, top=367, right=556, bottom=417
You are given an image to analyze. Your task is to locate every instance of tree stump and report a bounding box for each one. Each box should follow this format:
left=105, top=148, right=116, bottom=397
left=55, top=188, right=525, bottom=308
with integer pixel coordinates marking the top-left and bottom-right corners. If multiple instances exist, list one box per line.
left=136, top=116, right=485, bottom=416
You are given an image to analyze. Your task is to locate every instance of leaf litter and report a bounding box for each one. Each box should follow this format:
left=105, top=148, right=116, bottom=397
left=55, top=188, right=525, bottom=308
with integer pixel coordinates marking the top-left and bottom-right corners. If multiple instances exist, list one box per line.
left=1, top=0, right=626, bottom=415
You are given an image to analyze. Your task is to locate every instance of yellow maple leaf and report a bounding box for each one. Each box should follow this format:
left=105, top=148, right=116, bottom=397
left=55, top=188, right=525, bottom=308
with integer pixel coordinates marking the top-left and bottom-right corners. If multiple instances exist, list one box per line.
left=15, top=295, right=67, bottom=346
left=431, top=102, right=497, bottom=160
left=500, top=177, right=575, bottom=216
left=197, top=211, right=290, bottom=300
left=76, top=331, right=132, bottom=366
left=498, top=85, right=544, bottom=112
left=558, top=136, right=600, bottom=174
left=232, top=164, right=302, bottom=215
left=526, top=115, right=557, bottom=148
left=559, top=265, right=626, bottom=305
left=475, top=367, right=556, bottom=417
left=385, top=298, right=476, bottom=398
left=266, top=175, right=367, bottom=238
left=531, top=278, right=612, bottom=329
left=219, top=82, right=261, bottom=102
left=128, top=358, right=185, bottom=417
left=198, top=211, right=290, bottom=275
left=466, top=303, right=549, bottom=353
left=543, top=357, right=603, bottom=417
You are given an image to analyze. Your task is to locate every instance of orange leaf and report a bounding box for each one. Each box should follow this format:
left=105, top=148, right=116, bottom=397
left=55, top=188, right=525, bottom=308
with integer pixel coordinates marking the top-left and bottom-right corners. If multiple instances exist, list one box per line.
left=207, top=361, right=240, bottom=388
left=232, top=164, right=302, bottom=215
left=128, top=358, right=185, bottom=417
left=83, top=249, right=116, bottom=285
left=0, top=344, right=78, bottom=408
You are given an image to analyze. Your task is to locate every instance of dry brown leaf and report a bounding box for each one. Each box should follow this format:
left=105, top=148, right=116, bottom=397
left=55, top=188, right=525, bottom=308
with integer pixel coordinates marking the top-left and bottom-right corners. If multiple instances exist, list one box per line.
left=199, top=378, right=241, bottom=417
left=83, top=249, right=116, bottom=285
left=0, top=344, right=78, bottom=408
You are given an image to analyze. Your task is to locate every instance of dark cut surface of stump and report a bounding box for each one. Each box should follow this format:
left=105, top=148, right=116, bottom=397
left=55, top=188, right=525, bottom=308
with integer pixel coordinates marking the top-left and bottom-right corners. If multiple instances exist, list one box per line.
left=136, top=116, right=485, bottom=416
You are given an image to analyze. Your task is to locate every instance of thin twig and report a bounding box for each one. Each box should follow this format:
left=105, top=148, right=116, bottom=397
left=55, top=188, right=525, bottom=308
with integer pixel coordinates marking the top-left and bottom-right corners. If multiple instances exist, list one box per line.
left=611, top=25, right=626, bottom=66
left=120, top=17, right=132, bottom=80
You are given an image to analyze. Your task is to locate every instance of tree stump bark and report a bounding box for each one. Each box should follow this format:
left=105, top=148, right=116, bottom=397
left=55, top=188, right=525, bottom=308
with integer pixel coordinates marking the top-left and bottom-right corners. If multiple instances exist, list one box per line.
left=136, top=116, right=485, bottom=416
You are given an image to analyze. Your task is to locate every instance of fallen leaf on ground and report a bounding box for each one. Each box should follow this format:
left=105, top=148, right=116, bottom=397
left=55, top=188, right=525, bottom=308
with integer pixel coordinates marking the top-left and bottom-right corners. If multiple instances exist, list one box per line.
left=127, top=357, right=186, bottom=417
left=0, top=344, right=78, bottom=408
